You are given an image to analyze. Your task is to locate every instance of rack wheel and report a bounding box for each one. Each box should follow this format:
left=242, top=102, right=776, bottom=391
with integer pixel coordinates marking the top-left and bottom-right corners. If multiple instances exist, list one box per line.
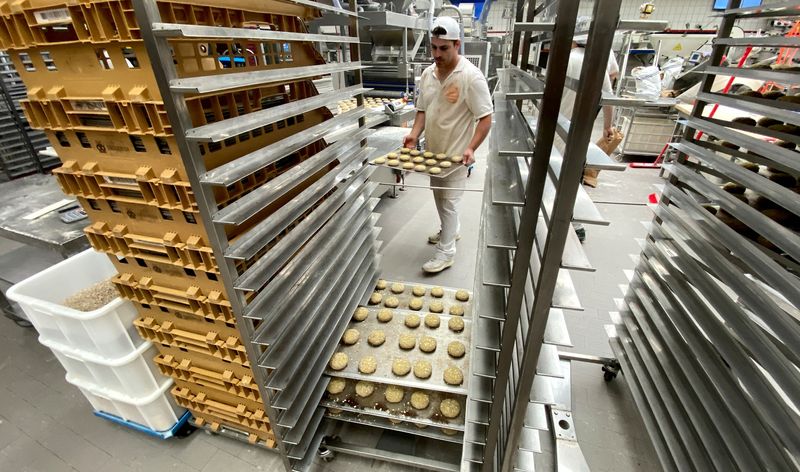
left=174, top=422, right=197, bottom=439
left=602, top=359, right=621, bottom=382
left=318, top=445, right=335, bottom=462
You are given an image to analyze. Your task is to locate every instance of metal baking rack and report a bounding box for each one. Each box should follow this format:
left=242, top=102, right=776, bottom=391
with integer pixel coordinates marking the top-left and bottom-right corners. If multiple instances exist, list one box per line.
left=133, top=1, right=380, bottom=470
left=608, top=2, right=800, bottom=470
left=461, top=1, right=667, bottom=470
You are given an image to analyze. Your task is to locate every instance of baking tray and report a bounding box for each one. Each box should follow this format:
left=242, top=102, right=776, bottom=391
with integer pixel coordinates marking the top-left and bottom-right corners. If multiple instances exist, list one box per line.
left=321, top=378, right=466, bottom=430
left=369, top=148, right=466, bottom=179
left=323, top=408, right=464, bottom=444
left=368, top=281, right=474, bottom=318
left=324, top=306, right=472, bottom=395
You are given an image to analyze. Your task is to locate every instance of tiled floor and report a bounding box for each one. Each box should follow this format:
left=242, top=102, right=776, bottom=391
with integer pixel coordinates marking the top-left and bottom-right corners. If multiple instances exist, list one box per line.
left=0, top=143, right=662, bottom=471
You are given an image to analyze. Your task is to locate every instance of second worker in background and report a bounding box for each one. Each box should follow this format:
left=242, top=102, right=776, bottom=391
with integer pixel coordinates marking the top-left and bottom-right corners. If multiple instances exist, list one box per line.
left=404, top=16, right=493, bottom=274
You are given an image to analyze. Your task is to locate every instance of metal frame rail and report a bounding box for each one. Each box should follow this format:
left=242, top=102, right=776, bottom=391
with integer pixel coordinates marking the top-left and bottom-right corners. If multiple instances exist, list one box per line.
left=132, top=1, right=379, bottom=470
left=0, top=52, right=53, bottom=180
left=460, top=0, right=639, bottom=470
left=608, top=1, right=800, bottom=471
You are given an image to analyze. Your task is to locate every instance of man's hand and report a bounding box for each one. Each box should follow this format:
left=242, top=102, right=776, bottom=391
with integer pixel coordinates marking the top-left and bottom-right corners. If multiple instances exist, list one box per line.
left=603, top=127, right=615, bottom=141
left=403, top=134, right=418, bottom=149
left=463, top=148, right=475, bottom=166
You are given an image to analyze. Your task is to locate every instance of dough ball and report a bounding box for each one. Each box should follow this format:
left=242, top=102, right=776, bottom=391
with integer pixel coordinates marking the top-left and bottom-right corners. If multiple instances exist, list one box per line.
left=342, top=328, right=360, bottom=345
left=401, top=147, right=411, bottom=154
left=373, top=157, right=386, bottom=164
left=410, top=391, right=430, bottom=409
left=327, top=408, right=343, bottom=416
left=410, top=150, right=421, bottom=156
left=404, top=313, right=421, bottom=328
left=387, top=159, right=400, bottom=167
left=449, top=304, right=465, bottom=316
left=429, top=167, right=442, bottom=175
left=384, top=385, right=405, bottom=403
left=415, top=423, right=428, bottom=429
left=377, top=308, right=394, bottom=322
left=409, top=298, right=424, bottom=311
left=369, top=292, right=382, bottom=305
left=413, top=360, right=432, bottom=379
left=353, top=307, right=369, bottom=321
left=450, top=155, right=463, bottom=163
left=455, top=289, right=470, bottom=301
left=423, top=151, right=434, bottom=158
left=387, top=152, right=398, bottom=158
left=392, top=358, right=411, bottom=376
left=329, top=352, right=348, bottom=371
left=442, top=428, right=459, bottom=436
left=359, top=356, right=377, bottom=374
left=414, top=165, right=427, bottom=172
left=384, top=296, right=399, bottom=308
left=440, top=398, right=461, bottom=418
left=425, top=314, right=441, bottom=328
left=399, top=334, right=417, bottom=350
left=429, top=301, right=444, bottom=313
left=391, top=283, right=405, bottom=294
left=368, top=330, right=386, bottom=346
left=402, top=162, right=414, bottom=170
left=412, top=285, right=426, bottom=297
left=443, top=366, right=463, bottom=385
left=376, top=279, right=387, bottom=290
left=430, top=287, right=444, bottom=298
left=355, top=381, right=375, bottom=397
left=419, top=336, right=437, bottom=353
left=327, top=378, right=346, bottom=394
left=448, top=340, right=466, bottom=358
left=412, top=156, right=425, bottom=164
left=436, top=153, right=447, bottom=160
left=448, top=317, right=465, bottom=333
left=440, top=161, right=452, bottom=168
left=389, top=418, right=403, bottom=425
left=425, top=159, right=438, bottom=166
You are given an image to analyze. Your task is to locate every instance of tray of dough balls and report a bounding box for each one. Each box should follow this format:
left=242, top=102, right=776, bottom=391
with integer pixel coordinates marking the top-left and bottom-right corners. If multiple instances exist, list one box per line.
left=321, top=378, right=467, bottom=436
left=370, top=148, right=465, bottom=178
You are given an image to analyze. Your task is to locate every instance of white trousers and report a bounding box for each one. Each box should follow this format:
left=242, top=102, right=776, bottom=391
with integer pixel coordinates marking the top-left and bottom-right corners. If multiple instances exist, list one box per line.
left=431, top=176, right=466, bottom=258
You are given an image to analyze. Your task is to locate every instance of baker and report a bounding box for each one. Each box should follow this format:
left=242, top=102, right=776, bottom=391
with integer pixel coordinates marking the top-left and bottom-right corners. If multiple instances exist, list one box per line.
left=403, top=16, right=493, bottom=273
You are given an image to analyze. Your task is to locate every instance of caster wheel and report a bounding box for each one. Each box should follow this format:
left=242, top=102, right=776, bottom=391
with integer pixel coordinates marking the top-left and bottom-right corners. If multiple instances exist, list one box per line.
left=318, top=445, right=335, bottom=462
left=174, top=422, right=197, bottom=439
left=603, top=371, right=617, bottom=382
left=602, top=359, right=620, bottom=382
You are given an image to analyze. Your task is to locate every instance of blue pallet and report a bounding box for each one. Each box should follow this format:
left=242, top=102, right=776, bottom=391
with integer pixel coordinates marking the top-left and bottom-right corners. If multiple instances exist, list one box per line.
left=93, top=410, right=192, bottom=440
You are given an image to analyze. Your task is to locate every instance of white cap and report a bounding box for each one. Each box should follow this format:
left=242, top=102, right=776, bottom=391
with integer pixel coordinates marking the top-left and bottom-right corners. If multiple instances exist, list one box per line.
left=432, top=16, right=461, bottom=41
left=573, top=16, right=591, bottom=44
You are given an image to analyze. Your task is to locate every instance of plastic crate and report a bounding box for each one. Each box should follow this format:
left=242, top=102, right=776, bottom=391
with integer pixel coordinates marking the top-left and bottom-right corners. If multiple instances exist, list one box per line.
left=0, top=1, right=316, bottom=50
left=171, top=384, right=271, bottom=435
left=66, top=372, right=184, bottom=432
left=155, top=352, right=261, bottom=402
left=41, top=336, right=164, bottom=398
left=6, top=249, right=141, bottom=358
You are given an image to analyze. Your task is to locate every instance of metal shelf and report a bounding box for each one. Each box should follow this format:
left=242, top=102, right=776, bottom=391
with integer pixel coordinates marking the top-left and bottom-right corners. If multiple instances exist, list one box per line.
left=326, top=410, right=465, bottom=444
left=491, top=156, right=526, bottom=206
left=152, top=22, right=360, bottom=43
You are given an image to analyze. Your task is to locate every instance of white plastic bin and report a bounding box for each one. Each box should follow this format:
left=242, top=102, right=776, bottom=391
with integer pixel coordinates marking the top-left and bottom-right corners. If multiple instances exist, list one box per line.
left=41, top=337, right=163, bottom=398
left=7, top=249, right=142, bottom=358
left=66, top=373, right=183, bottom=432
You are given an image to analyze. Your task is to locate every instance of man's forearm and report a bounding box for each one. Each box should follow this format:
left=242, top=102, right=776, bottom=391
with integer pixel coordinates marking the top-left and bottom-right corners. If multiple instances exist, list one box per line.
left=603, top=105, right=613, bottom=129
left=410, top=111, right=426, bottom=139
left=467, top=115, right=492, bottom=151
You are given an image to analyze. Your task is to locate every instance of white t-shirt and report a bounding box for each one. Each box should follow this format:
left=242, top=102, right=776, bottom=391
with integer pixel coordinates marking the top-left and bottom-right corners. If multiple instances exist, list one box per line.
left=416, top=56, right=493, bottom=179
left=559, top=47, right=613, bottom=121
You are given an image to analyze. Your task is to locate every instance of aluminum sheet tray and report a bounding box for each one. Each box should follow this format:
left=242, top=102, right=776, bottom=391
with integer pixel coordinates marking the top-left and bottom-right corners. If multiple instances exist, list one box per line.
left=369, top=281, right=474, bottom=317
left=324, top=281, right=473, bottom=396
left=369, top=148, right=466, bottom=179
left=321, top=379, right=466, bottom=430
left=323, top=408, right=464, bottom=443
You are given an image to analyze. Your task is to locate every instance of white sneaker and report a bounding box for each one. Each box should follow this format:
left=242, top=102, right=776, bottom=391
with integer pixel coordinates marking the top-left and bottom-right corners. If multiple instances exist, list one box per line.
left=422, top=254, right=454, bottom=273
left=428, top=231, right=462, bottom=244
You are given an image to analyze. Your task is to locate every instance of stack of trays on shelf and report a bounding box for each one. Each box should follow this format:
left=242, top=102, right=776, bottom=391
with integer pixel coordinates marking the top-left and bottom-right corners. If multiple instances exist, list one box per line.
left=0, top=0, right=359, bottom=449
left=7, top=250, right=184, bottom=434
left=0, top=52, right=53, bottom=179
left=323, top=279, right=472, bottom=443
